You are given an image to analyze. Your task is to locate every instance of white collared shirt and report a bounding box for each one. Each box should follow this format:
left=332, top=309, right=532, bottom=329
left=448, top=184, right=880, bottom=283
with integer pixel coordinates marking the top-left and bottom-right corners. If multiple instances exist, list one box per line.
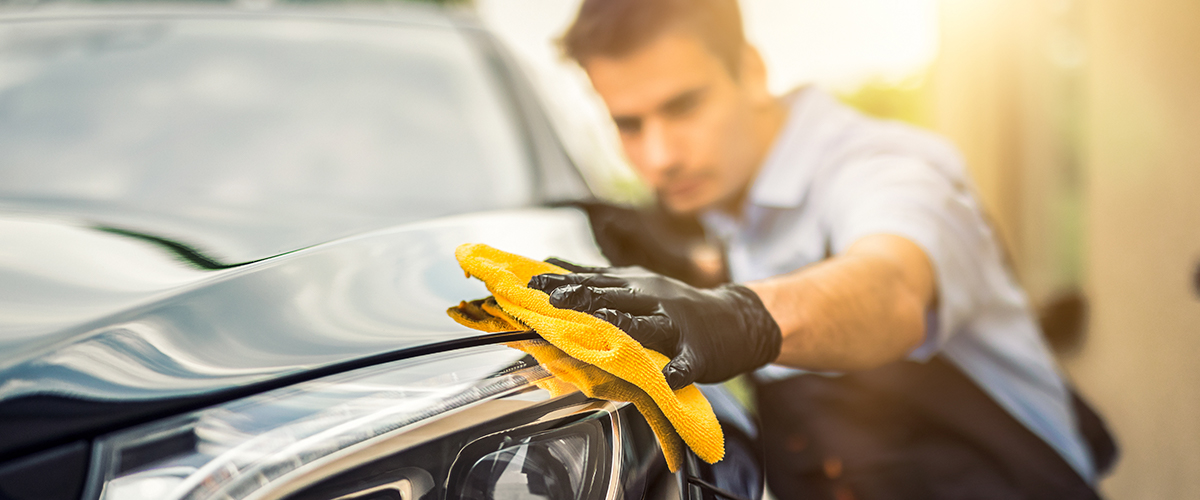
left=701, top=87, right=1095, bottom=482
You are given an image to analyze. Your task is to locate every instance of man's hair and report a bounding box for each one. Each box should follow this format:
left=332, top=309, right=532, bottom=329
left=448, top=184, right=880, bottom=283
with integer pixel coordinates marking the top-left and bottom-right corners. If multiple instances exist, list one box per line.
left=560, top=0, right=746, bottom=76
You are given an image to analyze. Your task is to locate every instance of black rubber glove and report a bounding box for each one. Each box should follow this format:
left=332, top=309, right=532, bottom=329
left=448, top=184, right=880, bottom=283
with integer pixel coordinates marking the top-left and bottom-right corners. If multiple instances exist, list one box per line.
left=529, top=259, right=782, bottom=390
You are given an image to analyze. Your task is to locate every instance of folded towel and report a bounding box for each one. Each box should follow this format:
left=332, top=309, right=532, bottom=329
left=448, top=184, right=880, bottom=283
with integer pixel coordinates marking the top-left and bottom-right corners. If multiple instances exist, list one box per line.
left=449, top=297, right=687, bottom=470
left=446, top=243, right=724, bottom=471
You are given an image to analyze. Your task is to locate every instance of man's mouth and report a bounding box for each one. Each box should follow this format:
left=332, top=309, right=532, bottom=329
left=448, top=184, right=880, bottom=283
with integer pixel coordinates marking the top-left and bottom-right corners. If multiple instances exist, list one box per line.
left=664, top=176, right=706, bottom=200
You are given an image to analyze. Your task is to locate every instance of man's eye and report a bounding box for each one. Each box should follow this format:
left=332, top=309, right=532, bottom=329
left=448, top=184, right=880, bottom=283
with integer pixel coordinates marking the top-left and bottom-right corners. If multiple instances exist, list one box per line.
left=662, top=92, right=702, bottom=118
left=614, top=117, right=642, bottom=135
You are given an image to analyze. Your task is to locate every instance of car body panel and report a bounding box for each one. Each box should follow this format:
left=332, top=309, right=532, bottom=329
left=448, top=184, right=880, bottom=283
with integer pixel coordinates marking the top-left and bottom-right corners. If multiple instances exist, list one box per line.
left=0, top=207, right=609, bottom=457
left=0, top=6, right=763, bottom=500
left=0, top=6, right=591, bottom=461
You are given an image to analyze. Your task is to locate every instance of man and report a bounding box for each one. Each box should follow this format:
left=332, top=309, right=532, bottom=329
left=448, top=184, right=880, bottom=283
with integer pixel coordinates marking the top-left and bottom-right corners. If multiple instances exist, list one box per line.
left=529, top=0, right=1115, bottom=498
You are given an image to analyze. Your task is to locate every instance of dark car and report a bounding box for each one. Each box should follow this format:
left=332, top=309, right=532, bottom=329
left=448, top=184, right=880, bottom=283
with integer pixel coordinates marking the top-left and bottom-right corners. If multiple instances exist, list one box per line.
left=0, top=3, right=763, bottom=500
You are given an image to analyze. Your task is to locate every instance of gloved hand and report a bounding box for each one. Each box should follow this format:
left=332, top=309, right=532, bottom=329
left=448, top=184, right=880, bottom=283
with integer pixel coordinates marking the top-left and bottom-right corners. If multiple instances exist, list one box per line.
left=529, top=259, right=782, bottom=390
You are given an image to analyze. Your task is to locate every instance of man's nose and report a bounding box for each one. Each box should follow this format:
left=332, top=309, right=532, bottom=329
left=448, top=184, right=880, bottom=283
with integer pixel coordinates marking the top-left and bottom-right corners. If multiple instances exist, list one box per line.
left=640, top=118, right=679, bottom=179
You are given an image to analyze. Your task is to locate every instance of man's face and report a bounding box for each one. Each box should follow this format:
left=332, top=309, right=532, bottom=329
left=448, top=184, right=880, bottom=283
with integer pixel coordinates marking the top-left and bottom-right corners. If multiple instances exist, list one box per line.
left=585, top=32, right=764, bottom=215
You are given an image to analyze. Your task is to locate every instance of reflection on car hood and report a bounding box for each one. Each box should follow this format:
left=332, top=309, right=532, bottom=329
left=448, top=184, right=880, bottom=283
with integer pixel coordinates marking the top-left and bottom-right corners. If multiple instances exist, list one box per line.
left=0, top=207, right=606, bottom=405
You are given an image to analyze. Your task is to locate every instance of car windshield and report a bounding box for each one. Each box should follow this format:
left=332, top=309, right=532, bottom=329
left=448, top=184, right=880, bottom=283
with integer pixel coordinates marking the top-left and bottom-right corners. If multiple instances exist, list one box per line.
left=0, top=15, right=534, bottom=224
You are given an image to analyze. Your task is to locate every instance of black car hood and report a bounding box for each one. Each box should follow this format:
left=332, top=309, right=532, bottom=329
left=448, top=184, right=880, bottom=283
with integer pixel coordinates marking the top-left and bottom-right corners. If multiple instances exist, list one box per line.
left=0, top=206, right=606, bottom=457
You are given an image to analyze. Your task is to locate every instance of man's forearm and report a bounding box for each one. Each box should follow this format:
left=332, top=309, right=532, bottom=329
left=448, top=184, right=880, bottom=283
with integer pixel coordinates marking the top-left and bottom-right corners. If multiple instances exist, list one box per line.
left=744, top=234, right=935, bottom=372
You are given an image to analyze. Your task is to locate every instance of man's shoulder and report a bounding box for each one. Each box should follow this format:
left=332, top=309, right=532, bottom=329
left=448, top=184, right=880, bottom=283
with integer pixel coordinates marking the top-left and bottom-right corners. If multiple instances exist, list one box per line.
left=790, top=90, right=970, bottom=186
left=749, top=87, right=972, bottom=209
left=828, top=99, right=961, bottom=166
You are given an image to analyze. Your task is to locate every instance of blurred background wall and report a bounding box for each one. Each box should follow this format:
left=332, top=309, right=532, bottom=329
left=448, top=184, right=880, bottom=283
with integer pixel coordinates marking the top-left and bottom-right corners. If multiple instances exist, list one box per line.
left=475, top=0, right=1200, bottom=496
left=931, top=0, right=1200, bottom=494
left=931, top=0, right=1200, bottom=496
left=1067, top=0, right=1200, bottom=496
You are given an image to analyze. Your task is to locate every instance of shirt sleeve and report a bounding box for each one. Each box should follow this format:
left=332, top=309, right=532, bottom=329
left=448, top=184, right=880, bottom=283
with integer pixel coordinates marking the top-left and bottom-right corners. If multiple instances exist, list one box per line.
left=821, top=155, right=1001, bottom=360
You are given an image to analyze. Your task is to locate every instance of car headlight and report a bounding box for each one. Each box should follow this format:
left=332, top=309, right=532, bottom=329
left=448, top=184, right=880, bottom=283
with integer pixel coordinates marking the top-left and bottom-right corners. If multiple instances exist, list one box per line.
left=82, top=343, right=630, bottom=500
left=451, top=416, right=610, bottom=500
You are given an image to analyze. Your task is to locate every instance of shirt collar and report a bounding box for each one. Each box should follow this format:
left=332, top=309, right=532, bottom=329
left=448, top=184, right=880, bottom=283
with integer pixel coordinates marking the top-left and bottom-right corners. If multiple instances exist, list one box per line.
left=745, top=86, right=849, bottom=209
left=700, top=86, right=854, bottom=236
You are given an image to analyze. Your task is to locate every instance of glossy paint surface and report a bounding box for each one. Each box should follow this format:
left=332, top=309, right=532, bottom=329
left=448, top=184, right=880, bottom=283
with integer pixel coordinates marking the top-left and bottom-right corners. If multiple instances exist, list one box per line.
left=0, top=7, right=599, bottom=459
left=0, top=208, right=607, bottom=405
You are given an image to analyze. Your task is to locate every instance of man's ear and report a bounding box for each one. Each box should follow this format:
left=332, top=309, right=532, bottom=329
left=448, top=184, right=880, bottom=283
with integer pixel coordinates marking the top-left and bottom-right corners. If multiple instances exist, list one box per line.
left=738, top=44, right=772, bottom=106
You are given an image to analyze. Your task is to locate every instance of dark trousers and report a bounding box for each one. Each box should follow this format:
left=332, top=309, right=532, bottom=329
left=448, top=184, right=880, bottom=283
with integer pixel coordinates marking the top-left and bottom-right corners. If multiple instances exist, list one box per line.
left=754, top=356, right=1117, bottom=500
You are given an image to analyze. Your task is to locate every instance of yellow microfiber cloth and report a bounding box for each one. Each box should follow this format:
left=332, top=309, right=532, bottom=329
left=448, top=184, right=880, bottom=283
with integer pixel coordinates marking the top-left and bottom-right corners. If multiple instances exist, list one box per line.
left=445, top=243, right=724, bottom=471
left=449, top=297, right=688, bottom=470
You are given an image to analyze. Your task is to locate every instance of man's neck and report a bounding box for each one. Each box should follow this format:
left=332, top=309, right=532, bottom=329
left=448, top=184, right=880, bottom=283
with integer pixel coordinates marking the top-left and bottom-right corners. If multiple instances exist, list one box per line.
left=715, top=94, right=789, bottom=219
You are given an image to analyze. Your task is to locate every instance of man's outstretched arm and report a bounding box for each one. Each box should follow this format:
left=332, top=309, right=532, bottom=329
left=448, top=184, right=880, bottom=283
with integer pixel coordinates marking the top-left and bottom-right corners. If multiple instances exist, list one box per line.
left=528, top=232, right=938, bottom=388
left=747, top=233, right=936, bottom=372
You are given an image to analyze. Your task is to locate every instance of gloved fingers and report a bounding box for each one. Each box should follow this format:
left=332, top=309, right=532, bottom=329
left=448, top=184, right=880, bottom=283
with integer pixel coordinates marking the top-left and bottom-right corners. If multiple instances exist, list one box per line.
left=588, top=286, right=660, bottom=313
left=543, top=257, right=608, bottom=274
left=528, top=272, right=625, bottom=294
left=663, top=348, right=701, bottom=390
left=546, top=285, right=658, bottom=315
left=593, top=308, right=677, bottom=355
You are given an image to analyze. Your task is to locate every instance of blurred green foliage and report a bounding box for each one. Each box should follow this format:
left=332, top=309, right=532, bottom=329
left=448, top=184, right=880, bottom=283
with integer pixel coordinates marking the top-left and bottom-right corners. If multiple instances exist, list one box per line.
left=835, top=73, right=934, bottom=128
